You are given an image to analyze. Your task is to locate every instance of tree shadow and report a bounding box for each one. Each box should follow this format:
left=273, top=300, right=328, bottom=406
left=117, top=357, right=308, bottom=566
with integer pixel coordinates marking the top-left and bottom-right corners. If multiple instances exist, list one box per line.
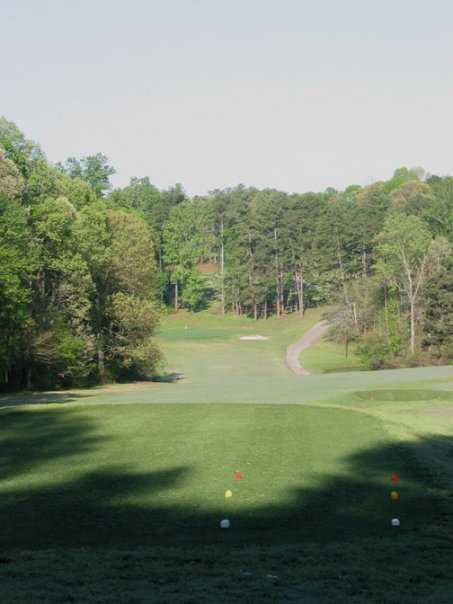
left=0, top=406, right=451, bottom=550
left=0, top=408, right=108, bottom=481
left=151, top=372, right=185, bottom=383
left=0, top=408, right=452, bottom=601
left=0, top=390, right=93, bottom=408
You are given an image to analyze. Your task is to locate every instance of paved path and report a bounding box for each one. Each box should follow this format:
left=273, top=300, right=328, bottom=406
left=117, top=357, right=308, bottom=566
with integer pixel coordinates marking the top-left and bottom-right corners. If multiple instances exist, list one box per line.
left=286, top=320, right=330, bottom=376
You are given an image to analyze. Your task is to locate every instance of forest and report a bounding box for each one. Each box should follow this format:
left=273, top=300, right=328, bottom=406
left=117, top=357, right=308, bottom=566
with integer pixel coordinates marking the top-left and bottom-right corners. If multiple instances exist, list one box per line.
left=1, top=116, right=452, bottom=389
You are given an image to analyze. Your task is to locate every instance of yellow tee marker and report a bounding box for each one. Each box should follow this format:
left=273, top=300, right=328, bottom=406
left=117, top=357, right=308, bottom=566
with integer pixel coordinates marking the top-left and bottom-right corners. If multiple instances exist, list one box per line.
left=225, top=490, right=233, bottom=498
left=390, top=491, right=399, bottom=501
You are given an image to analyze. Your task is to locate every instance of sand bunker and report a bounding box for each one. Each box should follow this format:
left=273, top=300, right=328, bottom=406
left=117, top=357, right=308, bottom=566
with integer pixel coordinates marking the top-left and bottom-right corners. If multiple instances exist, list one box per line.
left=239, top=335, right=269, bottom=341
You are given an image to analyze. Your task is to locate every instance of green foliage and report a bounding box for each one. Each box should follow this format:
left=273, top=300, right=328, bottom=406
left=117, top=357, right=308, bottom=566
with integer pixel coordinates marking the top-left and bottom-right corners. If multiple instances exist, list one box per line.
left=108, top=177, right=161, bottom=226
left=0, top=119, right=161, bottom=390
left=383, top=166, right=420, bottom=193
left=58, top=153, right=115, bottom=198
left=0, top=116, right=44, bottom=178
left=376, top=213, right=432, bottom=286
left=424, top=175, right=453, bottom=240
left=108, top=292, right=161, bottom=379
left=389, top=180, right=434, bottom=216
left=0, top=196, right=30, bottom=382
left=1, top=114, right=453, bottom=384
left=0, top=148, right=24, bottom=199
left=182, top=271, right=213, bottom=312
left=423, top=249, right=453, bottom=359
left=163, top=197, right=214, bottom=308
left=74, top=206, right=160, bottom=381
left=356, top=333, right=395, bottom=369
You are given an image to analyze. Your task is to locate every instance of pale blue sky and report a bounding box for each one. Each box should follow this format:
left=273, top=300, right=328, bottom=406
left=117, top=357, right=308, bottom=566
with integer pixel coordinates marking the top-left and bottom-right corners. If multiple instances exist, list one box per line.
left=2, top=0, right=453, bottom=194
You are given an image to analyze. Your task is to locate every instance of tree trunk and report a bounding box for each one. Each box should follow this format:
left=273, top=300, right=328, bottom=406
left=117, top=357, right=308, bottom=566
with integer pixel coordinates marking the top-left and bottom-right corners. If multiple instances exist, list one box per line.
left=174, top=282, right=178, bottom=312
left=158, top=242, right=164, bottom=302
left=274, top=228, right=280, bottom=318
left=335, top=230, right=350, bottom=306
left=351, top=302, right=358, bottom=328
left=384, top=284, right=390, bottom=344
left=362, top=247, right=368, bottom=279
left=253, top=302, right=257, bottom=320
left=295, top=270, right=304, bottom=316
left=280, top=271, right=285, bottom=314
left=26, top=365, right=32, bottom=390
left=264, top=299, right=267, bottom=320
left=97, top=344, right=105, bottom=383
left=220, top=217, right=225, bottom=315
left=300, top=271, right=304, bottom=316
left=410, top=298, right=416, bottom=355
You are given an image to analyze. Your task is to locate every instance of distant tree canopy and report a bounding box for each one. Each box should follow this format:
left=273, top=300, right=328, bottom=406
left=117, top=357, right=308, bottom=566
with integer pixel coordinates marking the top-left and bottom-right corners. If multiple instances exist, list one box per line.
left=57, top=153, right=116, bottom=198
left=1, top=117, right=452, bottom=389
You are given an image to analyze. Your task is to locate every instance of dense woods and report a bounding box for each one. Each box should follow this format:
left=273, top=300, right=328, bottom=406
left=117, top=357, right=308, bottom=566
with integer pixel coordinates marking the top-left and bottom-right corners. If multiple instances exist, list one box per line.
left=1, top=117, right=452, bottom=389
left=0, top=118, right=161, bottom=389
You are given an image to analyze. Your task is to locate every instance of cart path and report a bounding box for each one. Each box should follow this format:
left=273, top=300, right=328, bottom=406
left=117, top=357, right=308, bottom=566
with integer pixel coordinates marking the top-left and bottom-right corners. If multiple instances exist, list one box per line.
left=286, top=320, right=330, bottom=376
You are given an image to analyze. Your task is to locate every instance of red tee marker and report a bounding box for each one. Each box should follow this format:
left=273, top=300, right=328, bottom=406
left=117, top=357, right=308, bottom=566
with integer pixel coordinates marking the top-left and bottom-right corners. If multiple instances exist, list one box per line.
left=233, top=471, right=243, bottom=481
left=391, top=473, right=399, bottom=482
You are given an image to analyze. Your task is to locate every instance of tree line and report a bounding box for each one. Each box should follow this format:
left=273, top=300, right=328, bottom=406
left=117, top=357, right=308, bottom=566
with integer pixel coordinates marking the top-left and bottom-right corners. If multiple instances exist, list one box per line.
left=1, top=117, right=452, bottom=389
left=0, top=118, right=162, bottom=389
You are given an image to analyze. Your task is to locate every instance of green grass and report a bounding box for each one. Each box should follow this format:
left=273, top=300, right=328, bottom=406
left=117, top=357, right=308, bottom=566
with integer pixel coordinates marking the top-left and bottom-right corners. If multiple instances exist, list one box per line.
left=1, top=308, right=453, bottom=602
left=1, top=403, right=433, bottom=548
left=301, top=340, right=366, bottom=374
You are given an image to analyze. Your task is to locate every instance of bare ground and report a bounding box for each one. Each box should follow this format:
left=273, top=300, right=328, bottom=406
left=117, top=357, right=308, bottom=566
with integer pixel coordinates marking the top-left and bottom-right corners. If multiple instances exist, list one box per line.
left=286, top=320, right=330, bottom=376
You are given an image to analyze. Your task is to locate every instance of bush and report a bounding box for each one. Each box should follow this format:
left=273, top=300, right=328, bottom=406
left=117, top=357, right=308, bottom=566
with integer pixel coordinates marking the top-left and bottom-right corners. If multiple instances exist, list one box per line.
left=357, top=333, right=395, bottom=369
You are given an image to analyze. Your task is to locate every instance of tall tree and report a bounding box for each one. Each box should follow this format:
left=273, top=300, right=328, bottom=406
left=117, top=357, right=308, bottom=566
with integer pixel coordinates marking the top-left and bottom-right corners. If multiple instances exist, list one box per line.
left=425, top=175, right=453, bottom=240
left=376, top=214, right=447, bottom=354
left=163, top=198, right=213, bottom=310
left=58, top=153, right=115, bottom=198
left=423, top=248, right=453, bottom=358
left=75, top=205, right=159, bottom=381
left=0, top=116, right=44, bottom=178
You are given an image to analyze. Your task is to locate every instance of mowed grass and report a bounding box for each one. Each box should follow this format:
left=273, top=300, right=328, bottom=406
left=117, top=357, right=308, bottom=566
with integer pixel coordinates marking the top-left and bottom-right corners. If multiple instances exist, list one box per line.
left=1, top=308, right=453, bottom=602
left=1, top=401, right=452, bottom=602
left=1, top=403, right=437, bottom=548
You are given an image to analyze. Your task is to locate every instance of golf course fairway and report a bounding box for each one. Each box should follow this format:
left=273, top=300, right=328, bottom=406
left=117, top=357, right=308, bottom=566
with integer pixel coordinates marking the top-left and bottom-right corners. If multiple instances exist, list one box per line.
left=1, top=309, right=452, bottom=602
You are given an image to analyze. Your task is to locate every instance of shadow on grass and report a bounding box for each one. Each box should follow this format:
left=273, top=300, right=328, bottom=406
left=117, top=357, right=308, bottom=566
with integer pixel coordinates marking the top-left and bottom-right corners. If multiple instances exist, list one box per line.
left=151, top=372, right=185, bottom=383
left=0, top=390, right=93, bottom=408
left=0, top=408, right=108, bottom=481
left=0, top=406, right=451, bottom=551
left=0, top=408, right=452, bottom=602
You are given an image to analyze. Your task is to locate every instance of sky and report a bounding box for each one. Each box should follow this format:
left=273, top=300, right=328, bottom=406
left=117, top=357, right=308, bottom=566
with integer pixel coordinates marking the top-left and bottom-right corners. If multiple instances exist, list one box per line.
left=2, top=0, right=453, bottom=195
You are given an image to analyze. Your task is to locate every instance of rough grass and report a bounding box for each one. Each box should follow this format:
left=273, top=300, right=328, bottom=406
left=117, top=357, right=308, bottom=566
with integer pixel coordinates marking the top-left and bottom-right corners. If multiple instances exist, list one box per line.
left=1, top=308, right=453, bottom=602
left=301, top=340, right=365, bottom=374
